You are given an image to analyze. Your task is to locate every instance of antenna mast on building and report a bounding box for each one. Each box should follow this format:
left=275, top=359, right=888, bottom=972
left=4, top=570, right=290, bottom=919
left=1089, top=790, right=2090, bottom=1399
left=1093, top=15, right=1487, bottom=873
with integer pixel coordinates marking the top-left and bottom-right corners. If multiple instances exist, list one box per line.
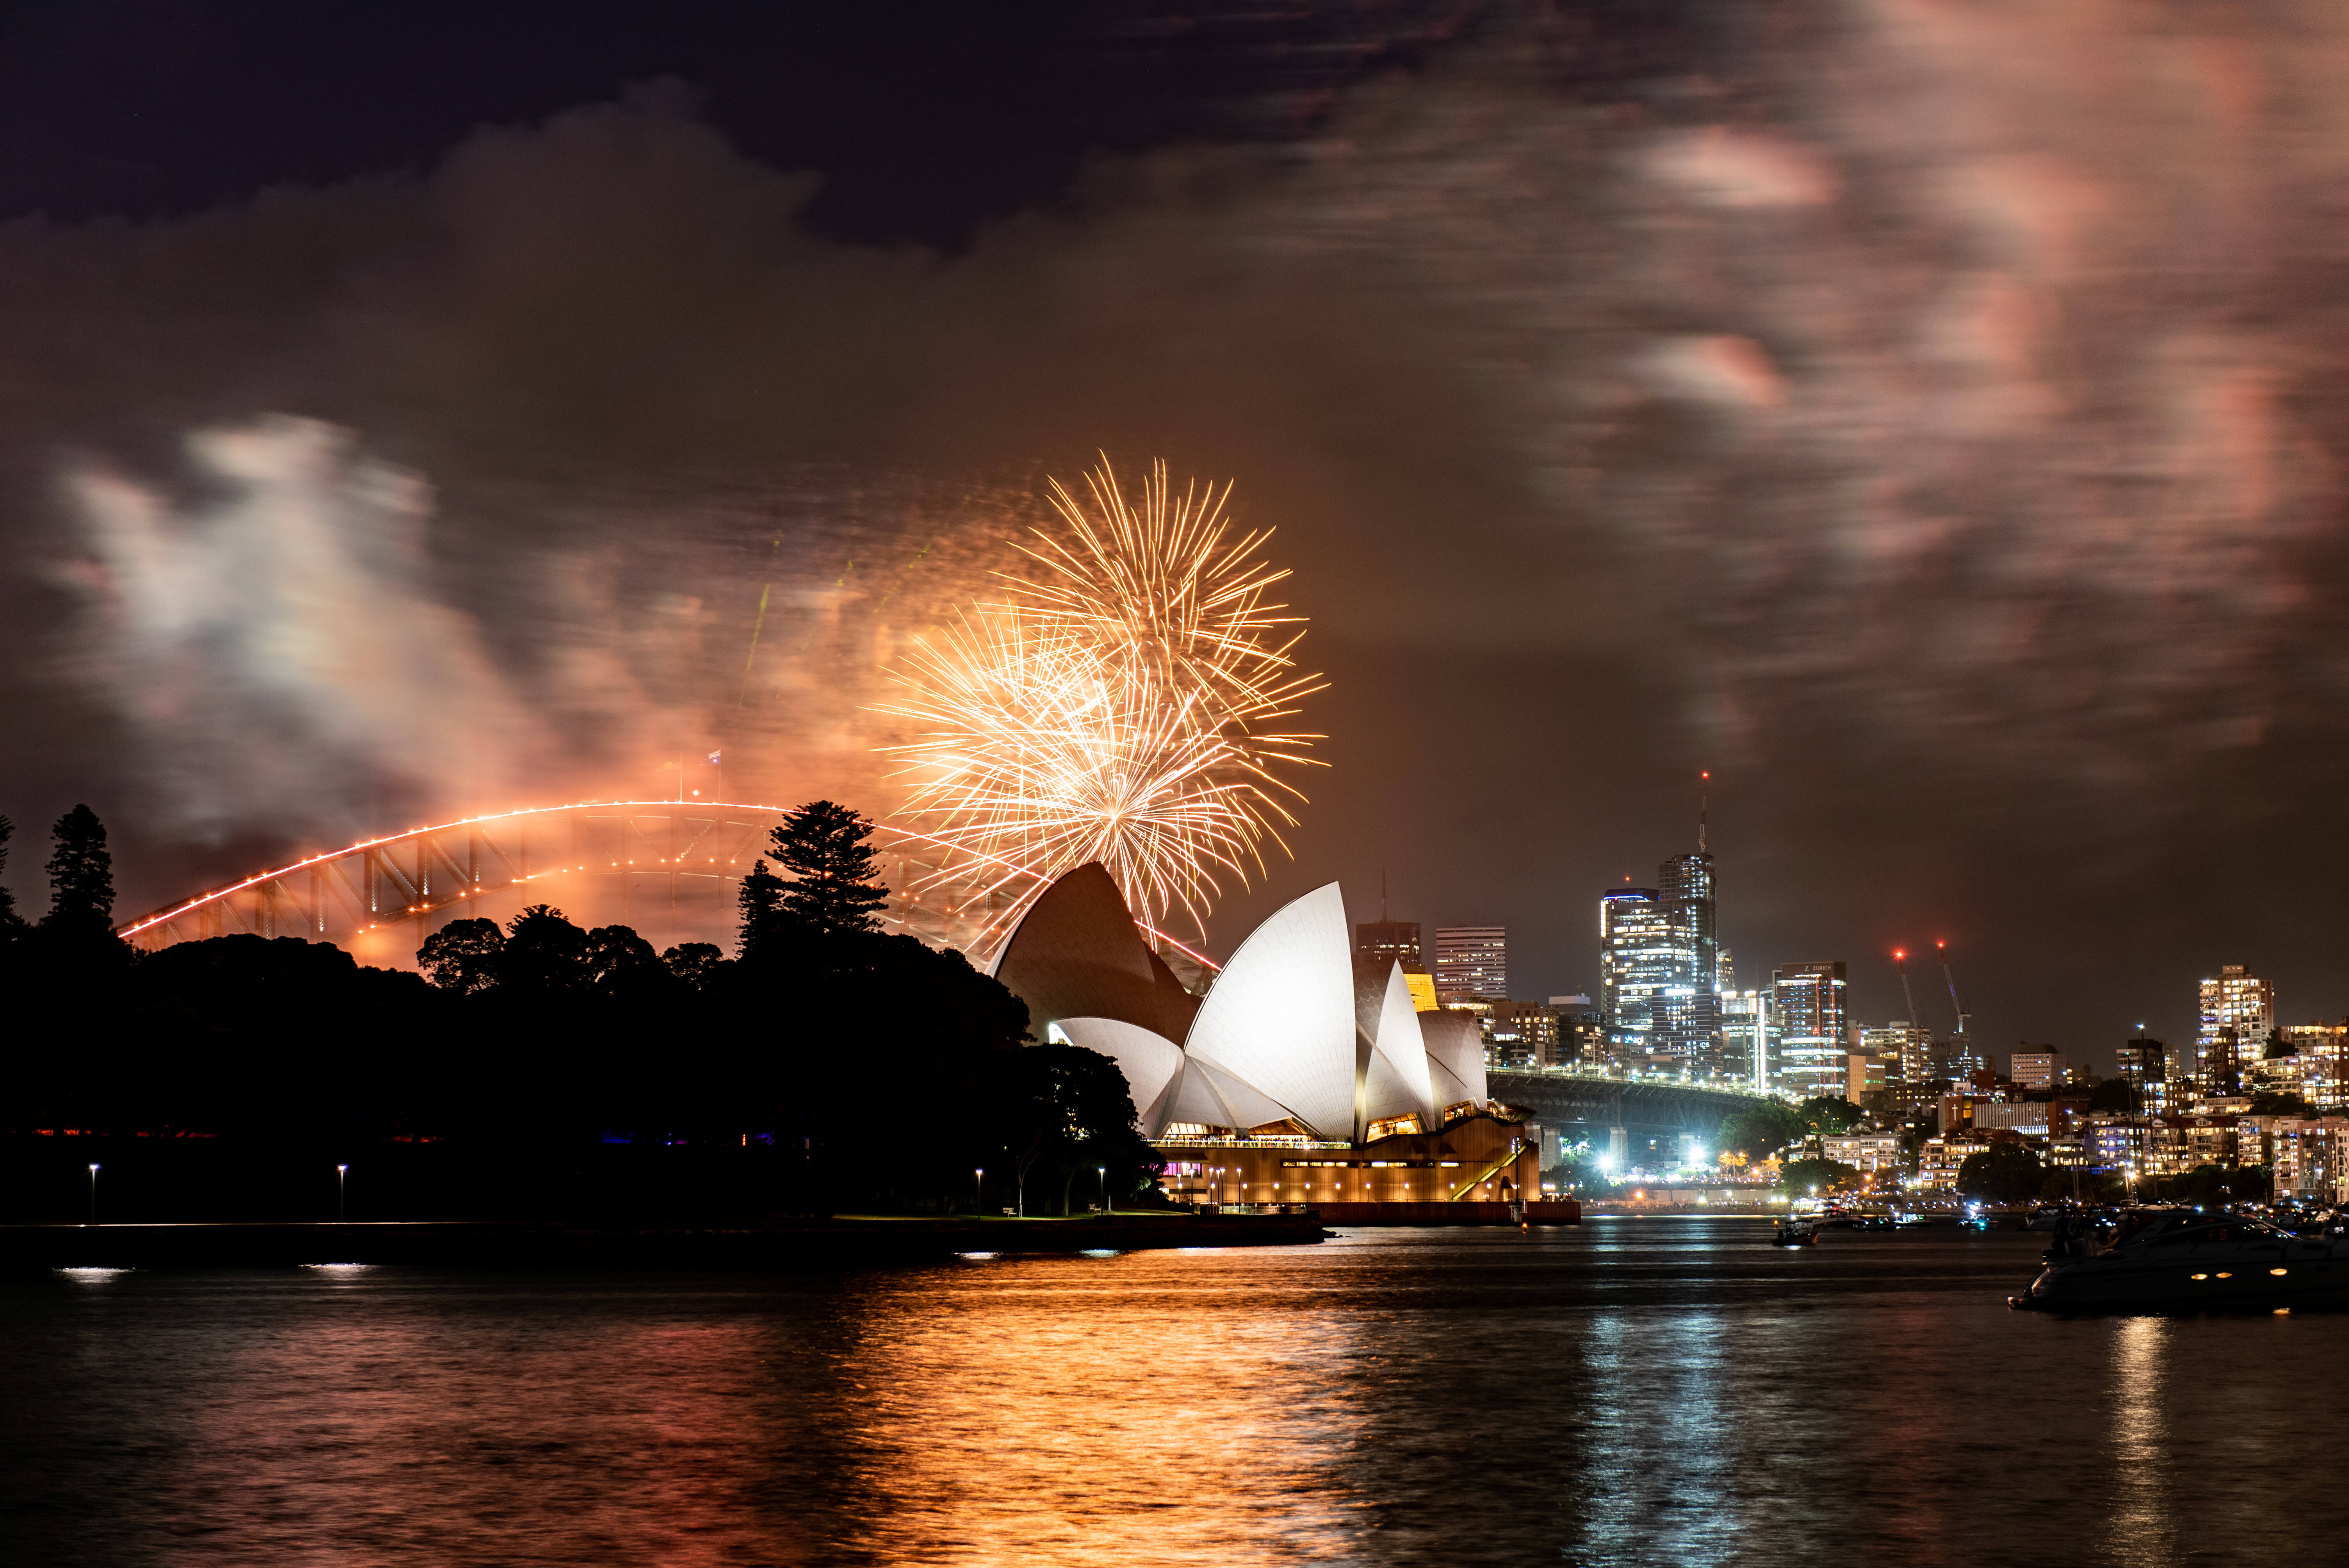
left=1698, top=770, right=1709, bottom=853
left=1936, top=939, right=1970, bottom=1037
left=1894, top=948, right=1920, bottom=1030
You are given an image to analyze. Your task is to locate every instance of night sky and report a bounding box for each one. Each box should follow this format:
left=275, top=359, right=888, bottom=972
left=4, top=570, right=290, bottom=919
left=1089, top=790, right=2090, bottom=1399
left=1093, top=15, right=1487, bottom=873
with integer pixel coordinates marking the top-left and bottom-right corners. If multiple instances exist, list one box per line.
left=5, top=0, right=2347, bottom=1070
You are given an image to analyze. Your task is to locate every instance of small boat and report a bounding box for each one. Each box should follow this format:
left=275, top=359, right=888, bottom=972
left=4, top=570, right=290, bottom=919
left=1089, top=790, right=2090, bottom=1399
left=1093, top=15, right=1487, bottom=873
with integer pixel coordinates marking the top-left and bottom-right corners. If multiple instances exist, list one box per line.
left=2010, top=1208, right=2349, bottom=1313
left=1772, top=1213, right=1823, bottom=1247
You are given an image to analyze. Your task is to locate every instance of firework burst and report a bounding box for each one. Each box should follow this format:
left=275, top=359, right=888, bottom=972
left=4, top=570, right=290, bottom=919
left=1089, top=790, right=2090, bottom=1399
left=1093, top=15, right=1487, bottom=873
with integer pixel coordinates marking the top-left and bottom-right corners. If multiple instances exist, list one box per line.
left=877, top=457, right=1324, bottom=943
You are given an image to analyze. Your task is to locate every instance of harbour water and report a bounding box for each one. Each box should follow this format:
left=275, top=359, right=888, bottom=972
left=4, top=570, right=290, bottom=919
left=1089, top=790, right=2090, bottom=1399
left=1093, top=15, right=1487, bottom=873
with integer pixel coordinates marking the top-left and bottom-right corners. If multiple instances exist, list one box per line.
left=2, top=1217, right=2341, bottom=1565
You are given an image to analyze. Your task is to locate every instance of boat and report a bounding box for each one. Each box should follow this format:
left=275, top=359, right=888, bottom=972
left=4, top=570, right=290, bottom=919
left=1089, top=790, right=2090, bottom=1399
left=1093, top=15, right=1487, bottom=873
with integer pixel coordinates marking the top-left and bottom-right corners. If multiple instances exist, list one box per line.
left=1772, top=1213, right=1823, bottom=1247
left=2010, top=1208, right=2349, bottom=1313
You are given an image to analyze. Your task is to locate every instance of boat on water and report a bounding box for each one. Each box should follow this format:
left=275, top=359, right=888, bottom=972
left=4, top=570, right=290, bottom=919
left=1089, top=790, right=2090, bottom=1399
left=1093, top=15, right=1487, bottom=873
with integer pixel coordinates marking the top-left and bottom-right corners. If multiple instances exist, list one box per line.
left=2011, top=1208, right=2349, bottom=1313
left=1773, top=1213, right=1823, bottom=1247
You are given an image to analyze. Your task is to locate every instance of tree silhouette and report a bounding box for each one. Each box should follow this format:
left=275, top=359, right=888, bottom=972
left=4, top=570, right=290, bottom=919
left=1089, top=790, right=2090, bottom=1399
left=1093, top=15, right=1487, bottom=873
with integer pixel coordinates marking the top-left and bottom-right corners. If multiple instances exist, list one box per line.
left=770, top=800, right=886, bottom=939
left=0, top=814, right=21, bottom=934
left=661, top=942, right=727, bottom=990
left=584, top=924, right=671, bottom=999
left=735, top=858, right=787, bottom=961
left=1956, top=1142, right=2044, bottom=1204
left=500, top=905, right=591, bottom=993
left=417, top=918, right=504, bottom=992
left=42, top=804, right=115, bottom=930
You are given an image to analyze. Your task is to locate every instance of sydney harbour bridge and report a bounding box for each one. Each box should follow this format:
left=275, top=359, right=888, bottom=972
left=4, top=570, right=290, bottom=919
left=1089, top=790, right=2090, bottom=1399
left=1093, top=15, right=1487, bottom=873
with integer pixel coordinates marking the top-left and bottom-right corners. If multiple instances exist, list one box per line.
left=116, top=799, right=1765, bottom=1139
left=112, top=799, right=1055, bottom=969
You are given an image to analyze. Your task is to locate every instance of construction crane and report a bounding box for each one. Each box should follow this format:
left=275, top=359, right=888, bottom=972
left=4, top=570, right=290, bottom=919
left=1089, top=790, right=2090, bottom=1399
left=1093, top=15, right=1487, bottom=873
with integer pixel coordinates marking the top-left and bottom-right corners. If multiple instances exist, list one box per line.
left=1935, top=939, right=1970, bottom=1037
left=1894, top=947, right=1921, bottom=1030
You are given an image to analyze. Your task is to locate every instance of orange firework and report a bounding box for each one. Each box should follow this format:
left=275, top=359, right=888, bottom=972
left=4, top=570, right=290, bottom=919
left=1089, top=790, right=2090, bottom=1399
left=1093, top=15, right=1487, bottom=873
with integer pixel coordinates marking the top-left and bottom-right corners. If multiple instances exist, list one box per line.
left=877, top=457, right=1324, bottom=941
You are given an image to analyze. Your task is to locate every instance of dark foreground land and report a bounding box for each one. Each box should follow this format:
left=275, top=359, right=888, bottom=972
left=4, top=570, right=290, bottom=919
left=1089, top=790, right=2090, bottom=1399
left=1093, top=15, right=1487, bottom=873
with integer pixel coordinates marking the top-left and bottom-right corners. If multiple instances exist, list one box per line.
left=0, top=1211, right=1333, bottom=1269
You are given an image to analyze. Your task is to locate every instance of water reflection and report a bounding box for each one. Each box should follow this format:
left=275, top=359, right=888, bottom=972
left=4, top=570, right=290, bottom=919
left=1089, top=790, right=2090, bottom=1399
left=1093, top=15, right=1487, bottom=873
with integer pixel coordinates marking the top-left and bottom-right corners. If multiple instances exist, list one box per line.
left=2105, top=1317, right=2171, bottom=1566
left=4, top=1224, right=2349, bottom=1564
left=835, top=1256, right=1360, bottom=1564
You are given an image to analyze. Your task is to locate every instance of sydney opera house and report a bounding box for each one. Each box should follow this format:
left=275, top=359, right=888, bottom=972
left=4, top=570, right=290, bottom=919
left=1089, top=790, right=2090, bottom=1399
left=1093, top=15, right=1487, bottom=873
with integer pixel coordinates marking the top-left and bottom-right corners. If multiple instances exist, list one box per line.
left=990, top=866, right=1568, bottom=1222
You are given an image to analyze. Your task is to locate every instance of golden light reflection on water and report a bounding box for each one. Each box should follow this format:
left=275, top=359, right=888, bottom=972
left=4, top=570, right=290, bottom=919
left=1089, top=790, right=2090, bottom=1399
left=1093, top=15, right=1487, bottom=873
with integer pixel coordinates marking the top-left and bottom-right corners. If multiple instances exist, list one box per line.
left=832, top=1259, right=1363, bottom=1564
left=2106, top=1317, right=2172, bottom=1567
left=18, top=1228, right=2349, bottom=1566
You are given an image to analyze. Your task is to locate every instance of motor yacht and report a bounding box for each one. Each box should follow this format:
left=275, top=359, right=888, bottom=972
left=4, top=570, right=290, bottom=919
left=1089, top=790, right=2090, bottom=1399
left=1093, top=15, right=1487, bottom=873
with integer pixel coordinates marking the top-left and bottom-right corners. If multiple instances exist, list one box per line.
left=2011, top=1208, right=2349, bottom=1312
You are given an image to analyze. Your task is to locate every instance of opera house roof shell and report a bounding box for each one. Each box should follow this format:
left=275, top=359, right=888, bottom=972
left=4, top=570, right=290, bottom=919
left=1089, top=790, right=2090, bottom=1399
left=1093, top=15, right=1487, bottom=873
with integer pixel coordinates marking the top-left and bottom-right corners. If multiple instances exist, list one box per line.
left=991, top=864, right=1487, bottom=1142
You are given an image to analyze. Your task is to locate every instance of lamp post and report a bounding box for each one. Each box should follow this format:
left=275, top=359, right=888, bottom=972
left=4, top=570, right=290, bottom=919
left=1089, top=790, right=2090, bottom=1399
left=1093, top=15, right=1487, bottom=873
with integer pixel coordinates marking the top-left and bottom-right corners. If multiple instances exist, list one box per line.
left=87, top=1163, right=100, bottom=1227
left=1097, top=1165, right=1106, bottom=1214
left=974, top=1167, right=984, bottom=1215
left=337, top=1164, right=349, bottom=1223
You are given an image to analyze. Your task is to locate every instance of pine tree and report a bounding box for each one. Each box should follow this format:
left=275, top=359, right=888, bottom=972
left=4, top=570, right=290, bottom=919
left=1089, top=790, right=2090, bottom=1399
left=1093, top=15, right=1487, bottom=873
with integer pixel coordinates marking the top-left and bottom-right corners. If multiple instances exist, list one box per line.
left=736, top=857, right=787, bottom=960
left=0, top=814, right=21, bottom=933
left=769, top=801, right=886, bottom=939
left=43, top=804, right=115, bottom=931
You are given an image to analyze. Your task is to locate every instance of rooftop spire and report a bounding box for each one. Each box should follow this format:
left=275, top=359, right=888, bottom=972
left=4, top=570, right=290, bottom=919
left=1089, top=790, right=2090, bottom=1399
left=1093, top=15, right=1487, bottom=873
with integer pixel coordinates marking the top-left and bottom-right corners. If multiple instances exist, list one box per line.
left=1698, top=770, right=1709, bottom=854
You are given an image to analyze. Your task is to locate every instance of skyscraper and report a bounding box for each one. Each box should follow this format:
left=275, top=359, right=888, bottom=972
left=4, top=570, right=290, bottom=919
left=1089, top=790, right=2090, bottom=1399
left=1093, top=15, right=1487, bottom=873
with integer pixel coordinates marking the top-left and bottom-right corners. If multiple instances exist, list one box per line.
left=1433, top=927, right=1506, bottom=1003
left=2115, top=1037, right=2167, bottom=1110
left=1862, top=1022, right=1934, bottom=1105
left=2197, top=964, right=2273, bottom=1095
left=1354, top=920, right=1422, bottom=971
left=1721, top=987, right=1775, bottom=1091
left=1656, top=848, right=1720, bottom=1070
left=1773, top=961, right=1849, bottom=1101
left=1600, top=889, right=1673, bottom=1058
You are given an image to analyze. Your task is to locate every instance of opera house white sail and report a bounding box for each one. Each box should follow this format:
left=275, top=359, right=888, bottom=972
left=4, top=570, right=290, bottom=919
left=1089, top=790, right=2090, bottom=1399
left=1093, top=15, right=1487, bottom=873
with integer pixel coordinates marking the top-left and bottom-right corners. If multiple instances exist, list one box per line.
left=992, top=863, right=1486, bottom=1142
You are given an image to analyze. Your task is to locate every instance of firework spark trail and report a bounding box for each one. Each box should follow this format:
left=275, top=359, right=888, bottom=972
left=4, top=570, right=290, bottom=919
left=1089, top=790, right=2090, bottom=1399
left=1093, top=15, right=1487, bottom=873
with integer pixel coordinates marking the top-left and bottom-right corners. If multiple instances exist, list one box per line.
left=876, top=458, right=1324, bottom=942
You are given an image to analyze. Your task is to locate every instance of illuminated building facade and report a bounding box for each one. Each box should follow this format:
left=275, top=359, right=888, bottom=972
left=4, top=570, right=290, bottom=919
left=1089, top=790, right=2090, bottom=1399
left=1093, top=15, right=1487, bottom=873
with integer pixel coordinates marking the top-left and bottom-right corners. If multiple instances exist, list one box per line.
left=1483, top=1000, right=1559, bottom=1071
left=1773, top=961, right=1850, bottom=1101
left=2196, top=964, right=2273, bottom=1096
left=1600, top=889, right=1673, bottom=1059
left=1862, top=1023, right=1934, bottom=1105
left=1549, top=995, right=1606, bottom=1067
left=1722, top=989, right=1775, bottom=1091
left=2009, top=1049, right=2066, bottom=1091
left=1821, top=1131, right=1901, bottom=1172
left=1433, top=927, right=1506, bottom=1005
left=2115, top=1037, right=2167, bottom=1110
left=1656, top=850, right=1721, bottom=1070
left=990, top=863, right=1557, bottom=1217
left=1845, top=1052, right=1887, bottom=1103
left=1355, top=920, right=1422, bottom=971
left=2278, top=1021, right=2349, bottom=1111
left=1155, top=1112, right=1545, bottom=1218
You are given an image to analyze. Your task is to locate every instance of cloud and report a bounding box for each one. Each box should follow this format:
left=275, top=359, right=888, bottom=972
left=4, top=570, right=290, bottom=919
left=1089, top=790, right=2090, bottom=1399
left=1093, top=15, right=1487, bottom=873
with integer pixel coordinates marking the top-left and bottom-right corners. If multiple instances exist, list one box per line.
left=7, top=9, right=2349, bottom=1038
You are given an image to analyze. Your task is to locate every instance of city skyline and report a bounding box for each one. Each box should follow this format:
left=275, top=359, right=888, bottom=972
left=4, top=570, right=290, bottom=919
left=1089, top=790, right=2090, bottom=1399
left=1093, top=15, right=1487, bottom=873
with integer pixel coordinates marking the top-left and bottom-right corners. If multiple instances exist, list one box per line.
left=9, top=4, right=2349, bottom=1078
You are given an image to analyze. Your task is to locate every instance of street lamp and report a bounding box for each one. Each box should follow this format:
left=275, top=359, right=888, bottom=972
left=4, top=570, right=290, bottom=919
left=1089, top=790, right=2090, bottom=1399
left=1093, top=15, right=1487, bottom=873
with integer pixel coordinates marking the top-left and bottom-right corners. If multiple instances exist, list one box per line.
left=337, top=1164, right=349, bottom=1223
left=974, top=1167, right=984, bottom=1214
left=1097, top=1165, right=1107, bottom=1214
left=87, top=1163, right=100, bottom=1227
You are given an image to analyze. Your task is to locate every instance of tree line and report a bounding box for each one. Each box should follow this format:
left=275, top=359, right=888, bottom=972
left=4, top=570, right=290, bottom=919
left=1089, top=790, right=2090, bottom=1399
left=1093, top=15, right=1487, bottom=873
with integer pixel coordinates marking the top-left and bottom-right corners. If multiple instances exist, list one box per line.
left=0, top=801, right=1161, bottom=1216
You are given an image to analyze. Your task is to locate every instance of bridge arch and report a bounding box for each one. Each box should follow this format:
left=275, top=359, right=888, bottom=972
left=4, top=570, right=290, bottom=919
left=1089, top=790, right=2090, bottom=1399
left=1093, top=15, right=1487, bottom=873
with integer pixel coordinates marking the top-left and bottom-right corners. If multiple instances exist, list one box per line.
left=114, top=800, right=1045, bottom=969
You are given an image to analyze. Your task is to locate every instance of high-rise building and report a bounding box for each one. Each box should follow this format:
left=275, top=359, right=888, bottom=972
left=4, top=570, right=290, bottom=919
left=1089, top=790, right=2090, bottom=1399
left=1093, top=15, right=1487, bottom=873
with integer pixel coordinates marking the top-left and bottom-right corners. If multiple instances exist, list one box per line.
left=2009, top=1048, right=2066, bottom=1091
left=1655, top=849, right=1720, bottom=1071
left=1773, top=962, right=1850, bottom=1101
left=1846, top=1053, right=1887, bottom=1103
left=2279, top=1021, right=2349, bottom=1112
left=2197, top=964, right=2274, bottom=1095
left=1862, top=1023, right=1935, bottom=1103
left=1354, top=920, right=1422, bottom=971
left=1483, top=1000, right=1558, bottom=1071
left=1599, top=890, right=1674, bottom=1058
left=2114, top=1037, right=2167, bottom=1109
left=1433, top=927, right=1506, bottom=1004
left=1549, top=995, right=1605, bottom=1067
left=1722, top=989, right=1775, bottom=1090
